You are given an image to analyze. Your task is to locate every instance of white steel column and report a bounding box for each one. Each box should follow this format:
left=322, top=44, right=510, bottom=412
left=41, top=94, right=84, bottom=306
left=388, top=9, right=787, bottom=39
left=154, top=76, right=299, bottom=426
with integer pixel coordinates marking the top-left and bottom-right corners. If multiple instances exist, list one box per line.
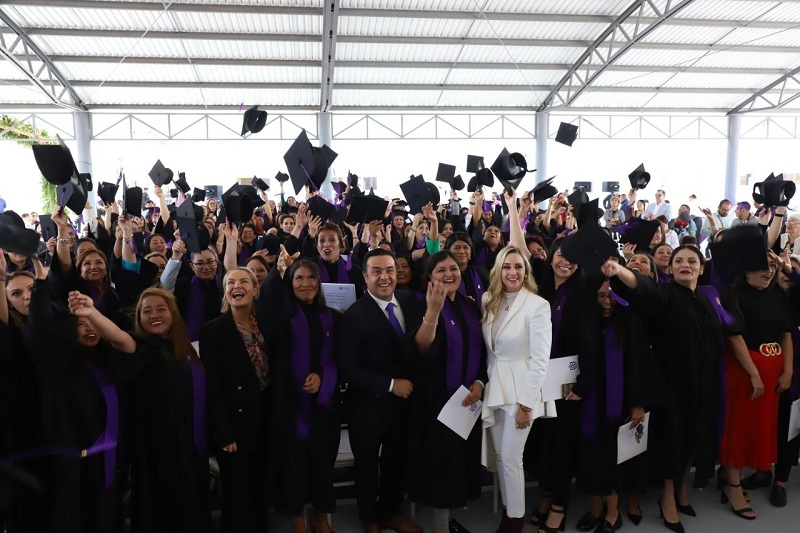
left=317, top=111, right=334, bottom=200
left=535, top=111, right=548, bottom=190
left=724, top=113, right=741, bottom=203
left=73, top=111, right=95, bottom=215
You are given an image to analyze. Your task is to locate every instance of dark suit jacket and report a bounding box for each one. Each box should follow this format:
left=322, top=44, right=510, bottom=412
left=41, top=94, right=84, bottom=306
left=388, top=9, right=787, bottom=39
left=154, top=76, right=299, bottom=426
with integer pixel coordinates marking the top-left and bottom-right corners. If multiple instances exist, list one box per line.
left=338, top=290, right=417, bottom=400
left=200, top=312, right=270, bottom=455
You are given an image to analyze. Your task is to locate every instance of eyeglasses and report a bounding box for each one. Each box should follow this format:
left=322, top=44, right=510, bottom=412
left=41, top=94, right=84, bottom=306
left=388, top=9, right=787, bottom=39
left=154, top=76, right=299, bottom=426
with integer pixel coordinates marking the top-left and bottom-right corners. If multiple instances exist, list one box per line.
left=191, top=259, right=218, bottom=268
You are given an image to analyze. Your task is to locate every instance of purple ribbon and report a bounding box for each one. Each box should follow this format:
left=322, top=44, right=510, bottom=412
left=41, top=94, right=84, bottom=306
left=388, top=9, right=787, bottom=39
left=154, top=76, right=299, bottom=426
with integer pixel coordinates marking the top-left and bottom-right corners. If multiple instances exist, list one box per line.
left=317, top=256, right=349, bottom=284
left=550, top=286, right=568, bottom=358
left=697, top=285, right=735, bottom=327
left=457, top=266, right=485, bottom=304
left=189, top=360, right=207, bottom=458
left=186, top=276, right=205, bottom=342
left=581, top=321, right=624, bottom=440
left=440, top=297, right=482, bottom=395
left=290, top=309, right=337, bottom=440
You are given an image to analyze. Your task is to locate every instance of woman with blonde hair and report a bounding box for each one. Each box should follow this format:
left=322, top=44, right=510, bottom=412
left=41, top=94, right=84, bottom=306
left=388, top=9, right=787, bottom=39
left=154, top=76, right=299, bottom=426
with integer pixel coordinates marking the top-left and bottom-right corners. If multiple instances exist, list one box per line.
left=481, top=246, right=553, bottom=533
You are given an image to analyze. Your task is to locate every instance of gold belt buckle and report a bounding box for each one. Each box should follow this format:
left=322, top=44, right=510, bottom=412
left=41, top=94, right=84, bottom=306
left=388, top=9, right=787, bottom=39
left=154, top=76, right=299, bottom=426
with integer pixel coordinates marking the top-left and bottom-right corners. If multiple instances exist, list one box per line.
left=759, top=343, right=781, bottom=357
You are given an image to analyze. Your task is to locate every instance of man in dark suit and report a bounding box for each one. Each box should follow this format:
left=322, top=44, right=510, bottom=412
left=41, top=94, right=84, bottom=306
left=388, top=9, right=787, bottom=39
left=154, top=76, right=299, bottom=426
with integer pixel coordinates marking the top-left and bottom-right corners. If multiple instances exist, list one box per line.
left=339, top=249, right=422, bottom=533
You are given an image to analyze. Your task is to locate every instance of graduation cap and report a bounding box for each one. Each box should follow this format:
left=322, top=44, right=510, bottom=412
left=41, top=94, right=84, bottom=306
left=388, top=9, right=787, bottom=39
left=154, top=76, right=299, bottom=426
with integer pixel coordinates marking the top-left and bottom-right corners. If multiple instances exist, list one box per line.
left=283, top=130, right=338, bottom=194
left=31, top=136, right=78, bottom=186
left=491, top=148, right=534, bottom=192
left=97, top=181, right=119, bottom=205
left=148, top=159, right=173, bottom=187
left=427, top=182, right=441, bottom=207
left=752, top=173, right=795, bottom=207
left=238, top=184, right=266, bottom=209
left=347, top=171, right=359, bottom=188
left=38, top=213, right=58, bottom=242
left=400, top=175, right=433, bottom=214
left=451, top=175, right=465, bottom=191
left=251, top=176, right=269, bottom=192
left=259, top=235, right=284, bottom=255
left=174, top=172, right=191, bottom=195
left=555, top=122, right=579, bottom=147
left=175, top=198, right=203, bottom=254
left=241, top=105, right=268, bottom=136
left=347, top=194, right=390, bottom=224
left=56, top=176, right=88, bottom=214
left=559, top=224, right=619, bottom=274
left=467, top=168, right=494, bottom=192
left=466, top=155, right=485, bottom=173
left=618, top=217, right=660, bottom=253
left=567, top=188, right=590, bottom=207
left=222, top=185, right=254, bottom=224
left=275, top=171, right=290, bottom=183
left=307, top=195, right=336, bottom=222
left=628, top=164, right=650, bottom=190
left=575, top=198, right=600, bottom=227
left=436, top=163, right=456, bottom=186
left=122, top=175, right=143, bottom=219
left=532, top=176, right=558, bottom=205
left=0, top=211, right=40, bottom=257
left=191, top=187, right=206, bottom=203
left=331, top=181, right=347, bottom=198
left=708, top=224, right=769, bottom=282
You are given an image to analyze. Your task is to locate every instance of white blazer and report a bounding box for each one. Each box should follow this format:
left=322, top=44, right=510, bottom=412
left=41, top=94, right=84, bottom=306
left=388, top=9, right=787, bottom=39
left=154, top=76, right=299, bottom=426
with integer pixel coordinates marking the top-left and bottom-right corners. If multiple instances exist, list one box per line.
left=480, top=288, right=555, bottom=428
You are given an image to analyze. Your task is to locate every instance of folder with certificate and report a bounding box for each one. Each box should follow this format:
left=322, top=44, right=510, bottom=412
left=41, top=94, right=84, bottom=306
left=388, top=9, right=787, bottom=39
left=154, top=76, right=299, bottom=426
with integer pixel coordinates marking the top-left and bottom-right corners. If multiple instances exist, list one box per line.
left=789, top=399, right=800, bottom=442
left=542, top=355, right=580, bottom=402
left=437, top=385, right=483, bottom=440
left=617, top=412, right=651, bottom=464
left=321, top=283, right=357, bottom=312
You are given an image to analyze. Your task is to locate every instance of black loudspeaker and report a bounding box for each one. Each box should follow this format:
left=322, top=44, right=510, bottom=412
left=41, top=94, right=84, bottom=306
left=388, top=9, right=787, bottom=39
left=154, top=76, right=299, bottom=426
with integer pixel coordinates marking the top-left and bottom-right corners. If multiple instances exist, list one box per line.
left=204, top=185, right=222, bottom=202
left=574, top=181, right=592, bottom=192
left=602, top=181, right=620, bottom=193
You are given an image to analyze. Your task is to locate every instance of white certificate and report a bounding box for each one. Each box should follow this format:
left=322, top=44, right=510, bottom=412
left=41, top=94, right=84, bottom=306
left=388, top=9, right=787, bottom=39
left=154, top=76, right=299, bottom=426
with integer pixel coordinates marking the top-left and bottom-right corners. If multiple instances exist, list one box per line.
left=617, top=412, right=651, bottom=464
left=437, top=385, right=483, bottom=440
left=321, top=283, right=357, bottom=312
left=191, top=341, right=200, bottom=357
left=789, top=399, right=800, bottom=442
left=541, top=355, right=580, bottom=402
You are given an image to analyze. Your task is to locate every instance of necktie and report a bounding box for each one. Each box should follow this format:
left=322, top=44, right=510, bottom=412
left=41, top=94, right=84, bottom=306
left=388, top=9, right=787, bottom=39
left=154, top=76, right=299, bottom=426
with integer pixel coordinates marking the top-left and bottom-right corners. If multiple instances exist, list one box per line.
left=386, top=302, right=404, bottom=337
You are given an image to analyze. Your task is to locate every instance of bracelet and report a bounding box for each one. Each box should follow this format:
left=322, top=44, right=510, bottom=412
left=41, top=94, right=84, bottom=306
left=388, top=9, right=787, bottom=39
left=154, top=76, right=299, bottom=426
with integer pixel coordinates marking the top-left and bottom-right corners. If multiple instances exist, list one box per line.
left=422, top=316, right=437, bottom=326
left=0, top=278, right=6, bottom=283
left=123, top=237, right=131, bottom=244
left=775, top=213, right=784, bottom=218
left=58, top=238, right=70, bottom=246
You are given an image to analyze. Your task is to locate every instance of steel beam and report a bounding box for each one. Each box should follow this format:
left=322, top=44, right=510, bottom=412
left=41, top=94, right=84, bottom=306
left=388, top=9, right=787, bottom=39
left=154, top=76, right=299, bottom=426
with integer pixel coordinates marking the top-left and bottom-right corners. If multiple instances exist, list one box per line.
left=320, top=0, right=340, bottom=112
left=540, top=0, right=697, bottom=111
left=728, top=64, right=800, bottom=114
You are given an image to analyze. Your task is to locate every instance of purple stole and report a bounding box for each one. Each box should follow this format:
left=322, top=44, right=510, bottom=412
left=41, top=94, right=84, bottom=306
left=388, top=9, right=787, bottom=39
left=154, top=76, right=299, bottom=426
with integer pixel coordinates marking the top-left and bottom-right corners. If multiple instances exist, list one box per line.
left=238, top=243, right=256, bottom=266
left=581, top=320, right=624, bottom=439
left=317, top=256, right=349, bottom=284
left=440, top=297, right=482, bottom=395
left=550, top=285, right=568, bottom=358
left=87, top=284, right=117, bottom=316
left=186, top=276, right=205, bottom=342
left=475, top=246, right=488, bottom=269
left=413, top=238, right=426, bottom=250
left=457, top=266, right=485, bottom=303
left=697, top=284, right=731, bottom=449
left=189, top=360, right=207, bottom=458
left=657, top=270, right=671, bottom=284
left=290, top=308, right=337, bottom=440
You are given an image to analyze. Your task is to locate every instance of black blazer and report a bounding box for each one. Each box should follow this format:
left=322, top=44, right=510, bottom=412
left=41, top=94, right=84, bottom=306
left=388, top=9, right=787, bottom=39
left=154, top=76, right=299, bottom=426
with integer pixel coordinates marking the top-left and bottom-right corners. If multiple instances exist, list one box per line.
left=338, top=290, right=417, bottom=400
left=200, top=311, right=270, bottom=455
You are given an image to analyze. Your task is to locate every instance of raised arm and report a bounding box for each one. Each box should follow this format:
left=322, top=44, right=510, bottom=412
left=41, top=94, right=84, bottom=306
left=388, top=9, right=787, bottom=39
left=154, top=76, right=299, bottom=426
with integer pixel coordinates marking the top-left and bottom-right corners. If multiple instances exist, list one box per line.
left=68, top=290, right=137, bottom=353
left=414, top=281, right=445, bottom=354
left=222, top=222, right=239, bottom=272
left=504, top=188, right=530, bottom=260
left=153, top=186, right=170, bottom=226
left=52, top=205, right=73, bottom=275
left=601, top=259, right=638, bottom=289
left=160, top=238, right=185, bottom=292
left=766, top=205, right=785, bottom=249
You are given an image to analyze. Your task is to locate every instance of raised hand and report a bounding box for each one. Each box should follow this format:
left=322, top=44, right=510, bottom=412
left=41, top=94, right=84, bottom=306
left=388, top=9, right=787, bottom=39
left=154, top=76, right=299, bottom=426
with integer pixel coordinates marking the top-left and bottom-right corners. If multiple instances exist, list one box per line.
left=171, top=238, right=187, bottom=261
left=68, top=290, right=95, bottom=317
left=277, top=244, right=300, bottom=276
left=425, top=280, right=447, bottom=317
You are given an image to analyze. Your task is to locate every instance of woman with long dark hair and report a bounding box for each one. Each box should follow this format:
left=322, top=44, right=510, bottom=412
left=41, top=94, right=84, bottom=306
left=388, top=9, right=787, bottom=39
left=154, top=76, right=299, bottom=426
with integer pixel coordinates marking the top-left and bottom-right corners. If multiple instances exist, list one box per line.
left=409, top=251, right=487, bottom=533
left=263, top=254, right=341, bottom=533
left=444, top=232, right=489, bottom=305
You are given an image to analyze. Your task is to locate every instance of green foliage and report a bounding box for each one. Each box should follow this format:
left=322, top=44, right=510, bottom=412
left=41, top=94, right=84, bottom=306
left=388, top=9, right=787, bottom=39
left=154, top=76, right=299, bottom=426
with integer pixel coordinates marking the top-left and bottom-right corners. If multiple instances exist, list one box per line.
left=1, top=114, right=56, bottom=212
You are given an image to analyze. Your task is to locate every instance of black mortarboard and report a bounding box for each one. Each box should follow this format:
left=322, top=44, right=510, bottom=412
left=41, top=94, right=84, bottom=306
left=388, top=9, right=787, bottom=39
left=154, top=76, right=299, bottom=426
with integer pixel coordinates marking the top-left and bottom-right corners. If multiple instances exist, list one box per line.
left=241, top=105, right=268, bottom=136
left=148, top=159, right=173, bottom=187
left=559, top=224, right=619, bottom=274
left=174, top=172, right=191, bottom=195
left=191, top=187, right=206, bottom=203
left=0, top=212, right=40, bottom=257
left=567, top=188, right=590, bottom=207
left=466, top=155, right=485, bottom=173
left=427, top=182, right=441, bottom=207
left=555, top=122, right=578, bottom=147
left=307, top=195, right=336, bottom=222
left=259, top=235, right=283, bottom=255
left=451, top=175, right=465, bottom=191
left=708, top=225, right=769, bottom=282
left=31, top=137, right=77, bottom=186
left=347, top=194, right=390, bottom=224
left=222, top=185, right=254, bottom=224
left=331, top=181, right=347, bottom=197
left=283, top=130, right=338, bottom=194
left=347, top=171, right=359, bottom=188
left=603, top=181, right=620, bottom=193
left=56, top=176, right=87, bottom=214
left=575, top=198, right=600, bottom=227
left=38, top=214, right=58, bottom=242
left=628, top=164, right=650, bottom=190
left=400, top=175, right=433, bottom=214
left=82, top=173, right=93, bottom=192
left=122, top=177, right=143, bottom=219
left=275, top=171, right=290, bottom=183
left=239, top=184, right=265, bottom=209
left=436, top=163, right=456, bottom=186
left=98, top=181, right=118, bottom=205
left=251, top=176, right=269, bottom=192
left=618, top=218, right=660, bottom=253
left=467, top=168, right=494, bottom=192
left=753, top=173, right=795, bottom=207
left=532, top=176, right=559, bottom=205
left=491, top=148, right=533, bottom=192
left=175, top=198, right=202, bottom=254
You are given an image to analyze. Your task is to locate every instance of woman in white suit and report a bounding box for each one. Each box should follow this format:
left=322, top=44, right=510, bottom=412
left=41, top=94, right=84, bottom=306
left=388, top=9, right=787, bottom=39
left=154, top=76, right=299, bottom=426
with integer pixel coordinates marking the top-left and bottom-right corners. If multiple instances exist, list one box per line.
left=482, top=245, right=554, bottom=533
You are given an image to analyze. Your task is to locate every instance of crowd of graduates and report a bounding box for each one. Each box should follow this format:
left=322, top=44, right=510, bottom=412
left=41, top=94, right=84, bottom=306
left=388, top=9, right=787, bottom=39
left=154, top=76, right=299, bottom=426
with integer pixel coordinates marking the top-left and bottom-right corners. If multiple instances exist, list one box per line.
left=1, top=135, right=800, bottom=533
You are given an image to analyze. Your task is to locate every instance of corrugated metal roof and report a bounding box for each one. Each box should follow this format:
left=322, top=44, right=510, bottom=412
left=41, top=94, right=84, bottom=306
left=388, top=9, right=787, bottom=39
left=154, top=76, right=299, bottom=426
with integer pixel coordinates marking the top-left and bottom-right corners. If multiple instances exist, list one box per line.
left=335, top=66, right=449, bottom=84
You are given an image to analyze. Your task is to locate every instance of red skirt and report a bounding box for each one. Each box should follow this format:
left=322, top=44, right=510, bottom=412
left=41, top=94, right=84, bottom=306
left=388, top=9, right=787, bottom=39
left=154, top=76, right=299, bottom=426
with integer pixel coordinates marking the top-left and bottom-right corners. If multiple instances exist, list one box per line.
left=720, top=345, right=784, bottom=470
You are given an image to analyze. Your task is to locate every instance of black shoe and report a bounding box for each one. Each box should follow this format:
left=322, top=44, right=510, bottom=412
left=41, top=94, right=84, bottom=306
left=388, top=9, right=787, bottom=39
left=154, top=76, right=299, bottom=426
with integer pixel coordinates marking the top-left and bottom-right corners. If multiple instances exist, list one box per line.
left=538, top=506, right=566, bottom=533
left=741, top=471, right=772, bottom=490
left=576, top=510, right=603, bottom=532
left=674, top=492, right=696, bottom=517
left=627, top=507, right=642, bottom=526
left=658, top=499, right=685, bottom=533
left=770, top=484, right=787, bottom=507
left=594, top=514, right=623, bottom=533
left=530, top=510, right=548, bottom=527
left=449, top=517, right=471, bottom=533
left=720, top=482, right=757, bottom=521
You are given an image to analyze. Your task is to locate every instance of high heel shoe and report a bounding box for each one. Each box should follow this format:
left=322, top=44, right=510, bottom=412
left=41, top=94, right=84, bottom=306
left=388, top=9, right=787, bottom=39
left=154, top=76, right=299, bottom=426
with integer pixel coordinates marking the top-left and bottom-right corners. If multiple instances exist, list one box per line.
left=309, top=512, right=335, bottom=533
left=538, top=506, right=566, bottom=533
left=657, top=499, right=685, bottom=533
left=594, top=514, right=623, bottom=533
left=674, top=491, right=696, bottom=517
left=626, top=505, right=642, bottom=526
left=530, top=510, right=549, bottom=528
left=720, top=482, right=756, bottom=520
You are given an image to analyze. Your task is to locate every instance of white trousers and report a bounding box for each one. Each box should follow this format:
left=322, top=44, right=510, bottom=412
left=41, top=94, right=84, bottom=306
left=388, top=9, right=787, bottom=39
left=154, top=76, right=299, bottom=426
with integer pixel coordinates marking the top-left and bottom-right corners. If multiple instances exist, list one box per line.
left=489, top=408, right=532, bottom=518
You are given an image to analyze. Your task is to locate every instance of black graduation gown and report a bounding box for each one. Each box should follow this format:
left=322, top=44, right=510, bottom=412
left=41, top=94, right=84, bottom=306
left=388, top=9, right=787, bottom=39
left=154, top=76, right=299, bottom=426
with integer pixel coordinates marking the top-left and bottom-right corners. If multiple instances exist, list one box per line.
left=406, top=295, right=488, bottom=509
left=611, top=275, right=723, bottom=488
left=128, top=335, right=210, bottom=533
left=263, top=269, right=341, bottom=515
